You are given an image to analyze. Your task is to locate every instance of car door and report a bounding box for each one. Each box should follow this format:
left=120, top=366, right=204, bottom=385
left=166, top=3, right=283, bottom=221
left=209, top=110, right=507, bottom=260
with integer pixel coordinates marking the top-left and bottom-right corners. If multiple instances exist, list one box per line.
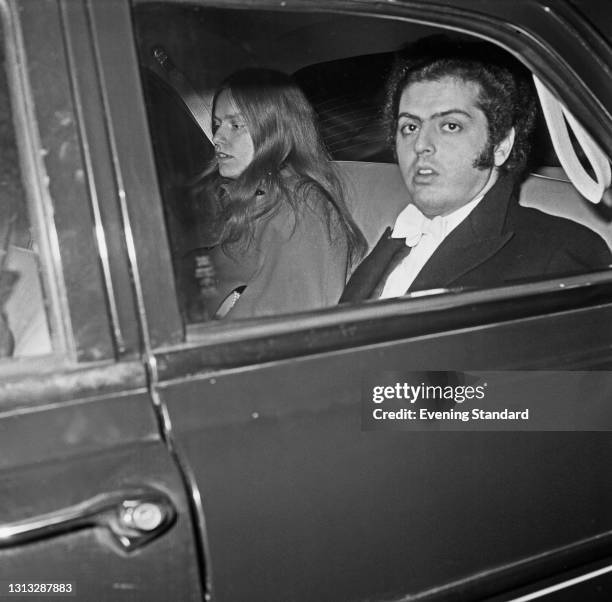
left=123, top=1, right=612, bottom=601
left=0, top=1, right=202, bottom=599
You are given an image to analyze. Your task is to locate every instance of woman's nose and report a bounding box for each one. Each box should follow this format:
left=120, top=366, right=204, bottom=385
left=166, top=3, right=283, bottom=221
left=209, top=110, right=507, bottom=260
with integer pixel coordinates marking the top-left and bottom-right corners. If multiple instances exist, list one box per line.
left=212, top=125, right=226, bottom=145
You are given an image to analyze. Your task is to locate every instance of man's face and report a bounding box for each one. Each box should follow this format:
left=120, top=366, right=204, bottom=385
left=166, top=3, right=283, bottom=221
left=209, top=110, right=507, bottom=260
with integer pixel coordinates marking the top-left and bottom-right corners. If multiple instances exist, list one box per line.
left=395, top=76, right=503, bottom=217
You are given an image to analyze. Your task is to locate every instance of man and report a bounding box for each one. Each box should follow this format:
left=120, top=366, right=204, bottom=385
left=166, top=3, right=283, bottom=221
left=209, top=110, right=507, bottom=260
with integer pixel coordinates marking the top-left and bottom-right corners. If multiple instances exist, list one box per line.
left=341, top=37, right=611, bottom=302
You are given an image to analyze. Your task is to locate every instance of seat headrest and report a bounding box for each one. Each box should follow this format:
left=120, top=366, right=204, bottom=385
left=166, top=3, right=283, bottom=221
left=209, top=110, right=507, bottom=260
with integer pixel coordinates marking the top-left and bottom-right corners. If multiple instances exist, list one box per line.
left=334, top=161, right=612, bottom=251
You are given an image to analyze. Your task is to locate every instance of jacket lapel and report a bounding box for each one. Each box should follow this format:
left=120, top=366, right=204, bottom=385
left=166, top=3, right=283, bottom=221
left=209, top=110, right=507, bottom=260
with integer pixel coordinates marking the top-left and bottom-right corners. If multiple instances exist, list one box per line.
left=340, top=228, right=409, bottom=302
left=409, top=175, right=517, bottom=292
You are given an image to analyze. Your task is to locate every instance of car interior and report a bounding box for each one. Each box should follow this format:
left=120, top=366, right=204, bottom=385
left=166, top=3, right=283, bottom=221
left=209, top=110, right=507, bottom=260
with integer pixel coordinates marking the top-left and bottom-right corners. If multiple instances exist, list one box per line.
left=97, top=5, right=612, bottom=326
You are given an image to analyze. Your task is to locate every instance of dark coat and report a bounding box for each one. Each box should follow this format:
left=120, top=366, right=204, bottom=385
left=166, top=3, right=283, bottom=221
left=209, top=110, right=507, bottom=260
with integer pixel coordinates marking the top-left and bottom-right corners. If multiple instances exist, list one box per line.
left=341, top=174, right=612, bottom=302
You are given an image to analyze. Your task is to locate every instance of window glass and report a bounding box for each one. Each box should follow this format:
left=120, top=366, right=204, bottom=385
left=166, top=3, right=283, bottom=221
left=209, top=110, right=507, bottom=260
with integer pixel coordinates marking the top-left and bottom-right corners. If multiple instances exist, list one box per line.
left=0, top=19, right=52, bottom=358
left=132, top=4, right=612, bottom=329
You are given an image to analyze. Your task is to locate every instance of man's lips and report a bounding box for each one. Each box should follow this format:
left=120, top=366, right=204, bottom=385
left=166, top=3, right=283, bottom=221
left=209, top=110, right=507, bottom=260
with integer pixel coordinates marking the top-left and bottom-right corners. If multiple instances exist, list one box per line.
left=216, top=151, right=233, bottom=160
left=415, top=165, right=438, bottom=175
left=413, top=166, right=439, bottom=183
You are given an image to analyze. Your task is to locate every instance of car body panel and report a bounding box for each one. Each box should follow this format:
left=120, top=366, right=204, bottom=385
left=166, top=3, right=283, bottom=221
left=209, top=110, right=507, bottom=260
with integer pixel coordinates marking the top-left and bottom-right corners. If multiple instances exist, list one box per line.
left=158, top=297, right=612, bottom=601
left=0, top=364, right=203, bottom=601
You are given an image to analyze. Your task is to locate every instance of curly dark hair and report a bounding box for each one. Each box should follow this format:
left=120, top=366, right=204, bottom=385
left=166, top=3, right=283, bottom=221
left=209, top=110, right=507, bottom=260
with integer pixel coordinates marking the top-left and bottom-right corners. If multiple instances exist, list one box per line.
left=384, top=35, right=538, bottom=176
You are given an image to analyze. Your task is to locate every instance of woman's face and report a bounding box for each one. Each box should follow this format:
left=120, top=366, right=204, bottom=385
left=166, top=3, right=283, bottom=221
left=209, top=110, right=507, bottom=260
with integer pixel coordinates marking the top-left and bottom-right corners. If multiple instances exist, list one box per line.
left=212, top=90, right=255, bottom=179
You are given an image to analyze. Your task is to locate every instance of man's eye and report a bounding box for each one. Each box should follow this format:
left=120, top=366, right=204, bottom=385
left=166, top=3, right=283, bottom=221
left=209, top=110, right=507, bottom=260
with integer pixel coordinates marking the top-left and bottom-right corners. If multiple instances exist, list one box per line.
left=442, top=122, right=462, bottom=132
left=399, top=123, right=418, bottom=136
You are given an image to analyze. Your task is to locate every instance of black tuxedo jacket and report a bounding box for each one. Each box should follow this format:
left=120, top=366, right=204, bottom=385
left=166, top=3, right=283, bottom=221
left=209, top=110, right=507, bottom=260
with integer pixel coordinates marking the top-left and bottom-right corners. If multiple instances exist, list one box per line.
left=341, top=175, right=612, bottom=302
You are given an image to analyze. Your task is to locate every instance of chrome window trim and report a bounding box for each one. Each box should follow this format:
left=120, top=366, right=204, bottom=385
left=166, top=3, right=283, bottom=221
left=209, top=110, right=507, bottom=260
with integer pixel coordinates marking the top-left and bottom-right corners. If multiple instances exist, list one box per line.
left=59, top=0, right=126, bottom=357
left=508, top=562, right=612, bottom=601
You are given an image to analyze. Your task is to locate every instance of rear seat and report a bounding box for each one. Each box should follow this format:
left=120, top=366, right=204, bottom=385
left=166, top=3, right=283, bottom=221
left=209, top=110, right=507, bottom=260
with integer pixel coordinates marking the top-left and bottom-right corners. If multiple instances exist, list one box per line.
left=335, top=161, right=612, bottom=251
left=520, top=167, right=612, bottom=248
left=334, top=161, right=406, bottom=248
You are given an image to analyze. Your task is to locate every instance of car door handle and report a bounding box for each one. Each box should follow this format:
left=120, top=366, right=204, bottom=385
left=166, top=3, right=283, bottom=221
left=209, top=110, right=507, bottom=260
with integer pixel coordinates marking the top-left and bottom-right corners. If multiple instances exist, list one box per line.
left=0, top=487, right=176, bottom=552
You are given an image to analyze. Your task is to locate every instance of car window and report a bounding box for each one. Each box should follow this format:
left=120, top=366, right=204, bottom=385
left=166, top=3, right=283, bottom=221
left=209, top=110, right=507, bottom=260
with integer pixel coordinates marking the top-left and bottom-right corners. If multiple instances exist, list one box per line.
left=0, top=11, right=53, bottom=359
left=131, top=2, right=612, bottom=334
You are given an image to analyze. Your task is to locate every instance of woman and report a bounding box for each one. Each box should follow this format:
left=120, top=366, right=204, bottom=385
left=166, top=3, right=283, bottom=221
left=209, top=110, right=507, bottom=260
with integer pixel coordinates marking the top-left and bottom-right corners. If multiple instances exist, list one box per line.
left=192, top=68, right=366, bottom=320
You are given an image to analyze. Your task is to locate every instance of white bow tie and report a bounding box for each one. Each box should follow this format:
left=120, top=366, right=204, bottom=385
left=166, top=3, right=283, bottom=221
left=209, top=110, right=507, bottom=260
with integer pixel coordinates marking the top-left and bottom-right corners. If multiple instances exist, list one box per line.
left=391, top=203, right=446, bottom=247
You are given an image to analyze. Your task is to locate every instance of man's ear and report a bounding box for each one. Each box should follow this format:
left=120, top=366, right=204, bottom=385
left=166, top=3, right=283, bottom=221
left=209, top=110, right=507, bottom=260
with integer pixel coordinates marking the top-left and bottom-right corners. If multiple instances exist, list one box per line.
left=493, top=127, right=515, bottom=167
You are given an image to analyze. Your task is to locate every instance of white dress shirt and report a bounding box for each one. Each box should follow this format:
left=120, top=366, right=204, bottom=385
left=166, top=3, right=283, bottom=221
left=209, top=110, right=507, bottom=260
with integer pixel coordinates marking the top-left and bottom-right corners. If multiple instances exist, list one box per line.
left=380, top=174, right=497, bottom=299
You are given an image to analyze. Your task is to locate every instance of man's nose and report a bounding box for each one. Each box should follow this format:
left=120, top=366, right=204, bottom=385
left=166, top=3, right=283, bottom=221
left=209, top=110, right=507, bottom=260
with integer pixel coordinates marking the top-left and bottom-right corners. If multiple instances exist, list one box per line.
left=414, top=125, right=434, bottom=155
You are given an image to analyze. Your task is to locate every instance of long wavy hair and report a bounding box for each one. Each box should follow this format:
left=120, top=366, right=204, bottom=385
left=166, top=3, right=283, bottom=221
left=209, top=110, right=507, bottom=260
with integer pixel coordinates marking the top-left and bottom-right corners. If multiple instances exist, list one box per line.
left=195, top=68, right=366, bottom=265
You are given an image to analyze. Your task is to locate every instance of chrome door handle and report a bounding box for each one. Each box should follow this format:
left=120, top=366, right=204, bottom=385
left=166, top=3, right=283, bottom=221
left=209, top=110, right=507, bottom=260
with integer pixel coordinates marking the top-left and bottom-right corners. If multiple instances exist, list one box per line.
left=0, top=488, right=176, bottom=552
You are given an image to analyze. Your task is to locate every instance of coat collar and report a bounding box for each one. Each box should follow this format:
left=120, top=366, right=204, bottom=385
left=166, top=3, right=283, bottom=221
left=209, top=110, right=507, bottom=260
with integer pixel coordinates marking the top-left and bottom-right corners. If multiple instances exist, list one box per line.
left=340, top=172, right=520, bottom=302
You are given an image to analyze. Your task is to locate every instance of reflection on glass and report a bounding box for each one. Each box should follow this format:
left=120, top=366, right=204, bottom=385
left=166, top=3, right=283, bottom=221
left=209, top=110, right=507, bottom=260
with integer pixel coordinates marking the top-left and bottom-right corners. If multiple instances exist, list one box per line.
left=0, top=29, right=51, bottom=358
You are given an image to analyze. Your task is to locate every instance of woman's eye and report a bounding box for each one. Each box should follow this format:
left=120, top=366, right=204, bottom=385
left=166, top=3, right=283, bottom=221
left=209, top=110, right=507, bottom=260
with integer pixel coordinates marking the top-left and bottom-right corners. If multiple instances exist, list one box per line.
left=232, top=122, right=246, bottom=130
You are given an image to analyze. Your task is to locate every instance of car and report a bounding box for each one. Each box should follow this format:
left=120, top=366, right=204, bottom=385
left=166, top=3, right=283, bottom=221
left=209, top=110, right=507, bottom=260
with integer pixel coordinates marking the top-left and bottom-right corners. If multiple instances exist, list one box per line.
left=1, top=0, right=612, bottom=600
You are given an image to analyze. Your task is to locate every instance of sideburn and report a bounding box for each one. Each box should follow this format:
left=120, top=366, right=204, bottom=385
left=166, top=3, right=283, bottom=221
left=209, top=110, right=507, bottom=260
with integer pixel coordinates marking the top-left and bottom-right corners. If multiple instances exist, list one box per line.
left=472, top=138, right=495, bottom=170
